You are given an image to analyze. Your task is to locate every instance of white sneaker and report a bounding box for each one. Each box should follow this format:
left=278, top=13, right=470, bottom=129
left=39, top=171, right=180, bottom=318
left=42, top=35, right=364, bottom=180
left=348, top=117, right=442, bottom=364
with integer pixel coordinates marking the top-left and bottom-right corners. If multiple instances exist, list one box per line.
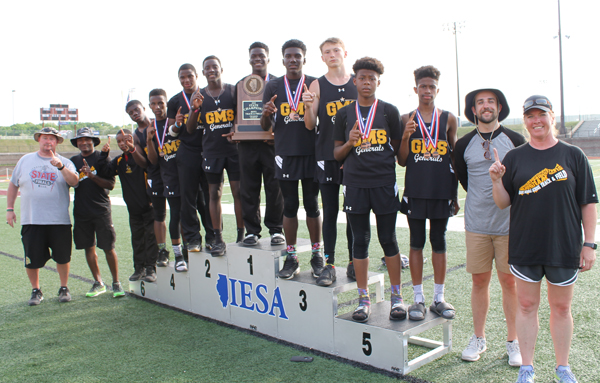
left=462, top=334, right=487, bottom=361
left=507, top=340, right=523, bottom=367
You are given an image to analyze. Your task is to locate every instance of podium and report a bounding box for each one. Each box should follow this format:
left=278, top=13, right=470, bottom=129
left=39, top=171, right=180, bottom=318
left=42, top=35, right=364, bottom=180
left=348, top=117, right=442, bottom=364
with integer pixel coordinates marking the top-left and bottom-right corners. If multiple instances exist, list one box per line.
left=129, top=239, right=451, bottom=375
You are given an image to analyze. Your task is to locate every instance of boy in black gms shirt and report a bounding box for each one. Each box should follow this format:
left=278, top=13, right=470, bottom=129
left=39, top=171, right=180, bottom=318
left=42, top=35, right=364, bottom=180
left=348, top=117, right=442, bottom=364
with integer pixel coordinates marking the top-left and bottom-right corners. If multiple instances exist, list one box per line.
left=100, top=130, right=158, bottom=283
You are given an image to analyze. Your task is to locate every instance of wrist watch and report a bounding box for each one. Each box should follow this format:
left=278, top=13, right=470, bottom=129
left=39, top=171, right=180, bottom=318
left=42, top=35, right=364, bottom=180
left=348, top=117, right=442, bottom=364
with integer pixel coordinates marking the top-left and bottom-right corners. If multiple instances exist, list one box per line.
left=583, top=242, right=597, bottom=250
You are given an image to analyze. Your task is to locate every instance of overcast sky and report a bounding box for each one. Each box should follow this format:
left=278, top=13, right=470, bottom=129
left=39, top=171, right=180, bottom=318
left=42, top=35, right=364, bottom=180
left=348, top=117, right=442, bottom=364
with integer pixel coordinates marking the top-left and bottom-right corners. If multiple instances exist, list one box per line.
left=1, top=0, right=598, bottom=127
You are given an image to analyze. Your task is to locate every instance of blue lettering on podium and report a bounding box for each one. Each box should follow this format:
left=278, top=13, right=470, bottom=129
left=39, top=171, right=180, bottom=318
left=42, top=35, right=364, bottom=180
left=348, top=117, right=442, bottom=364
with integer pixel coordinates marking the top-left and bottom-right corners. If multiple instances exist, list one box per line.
left=215, top=274, right=288, bottom=319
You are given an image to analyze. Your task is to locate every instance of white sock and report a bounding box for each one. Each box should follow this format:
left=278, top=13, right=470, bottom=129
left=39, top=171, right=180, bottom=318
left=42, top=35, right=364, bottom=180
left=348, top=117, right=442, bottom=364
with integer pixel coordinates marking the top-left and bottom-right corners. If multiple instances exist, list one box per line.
left=413, top=284, right=424, bottom=304
left=173, top=244, right=182, bottom=256
left=434, top=283, right=445, bottom=302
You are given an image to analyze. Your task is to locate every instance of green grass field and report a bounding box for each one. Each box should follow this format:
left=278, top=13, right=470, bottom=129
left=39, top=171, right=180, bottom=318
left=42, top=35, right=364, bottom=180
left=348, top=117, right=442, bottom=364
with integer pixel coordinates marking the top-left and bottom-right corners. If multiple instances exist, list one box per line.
left=1, top=159, right=599, bottom=383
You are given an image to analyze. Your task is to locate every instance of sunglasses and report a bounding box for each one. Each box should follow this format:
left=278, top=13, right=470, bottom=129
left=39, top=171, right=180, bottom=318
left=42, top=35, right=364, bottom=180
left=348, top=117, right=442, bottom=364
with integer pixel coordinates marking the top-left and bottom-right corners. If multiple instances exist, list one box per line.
left=523, top=98, right=552, bottom=110
left=482, top=140, right=492, bottom=160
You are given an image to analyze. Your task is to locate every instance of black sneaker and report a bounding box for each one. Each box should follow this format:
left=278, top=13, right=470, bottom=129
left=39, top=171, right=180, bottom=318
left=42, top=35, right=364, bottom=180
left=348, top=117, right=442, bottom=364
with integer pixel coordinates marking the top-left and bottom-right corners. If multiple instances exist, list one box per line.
left=243, top=234, right=259, bottom=246
left=205, top=240, right=215, bottom=252
left=144, top=266, right=157, bottom=282
left=278, top=255, right=299, bottom=279
left=188, top=240, right=201, bottom=253
left=346, top=262, right=356, bottom=280
left=58, top=286, right=71, bottom=303
left=129, top=267, right=146, bottom=281
left=156, top=249, right=169, bottom=267
left=310, top=254, right=325, bottom=278
left=316, top=264, right=336, bottom=286
left=211, top=241, right=226, bottom=257
left=28, top=288, right=43, bottom=306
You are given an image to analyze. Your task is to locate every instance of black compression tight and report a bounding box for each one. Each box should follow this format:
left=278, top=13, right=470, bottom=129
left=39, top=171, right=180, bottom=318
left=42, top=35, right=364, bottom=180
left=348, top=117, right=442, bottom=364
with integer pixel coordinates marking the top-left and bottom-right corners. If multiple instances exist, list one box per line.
left=319, top=183, right=352, bottom=264
left=407, top=217, right=448, bottom=253
left=278, top=178, right=320, bottom=219
left=166, top=197, right=181, bottom=241
left=347, top=212, right=399, bottom=260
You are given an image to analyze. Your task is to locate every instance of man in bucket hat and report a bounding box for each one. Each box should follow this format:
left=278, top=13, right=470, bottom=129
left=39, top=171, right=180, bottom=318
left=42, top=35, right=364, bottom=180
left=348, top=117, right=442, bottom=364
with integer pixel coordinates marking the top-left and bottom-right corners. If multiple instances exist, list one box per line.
left=6, top=127, right=79, bottom=305
left=454, top=89, right=526, bottom=366
left=70, top=127, right=124, bottom=298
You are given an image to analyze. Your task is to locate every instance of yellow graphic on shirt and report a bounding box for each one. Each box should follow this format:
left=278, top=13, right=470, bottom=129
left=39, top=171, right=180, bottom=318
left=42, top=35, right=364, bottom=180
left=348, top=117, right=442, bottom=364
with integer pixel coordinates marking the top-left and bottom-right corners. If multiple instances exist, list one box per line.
left=79, top=165, right=96, bottom=181
left=326, top=100, right=354, bottom=116
left=354, top=129, right=388, bottom=147
left=410, top=139, right=448, bottom=155
left=518, top=164, right=567, bottom=195
left=199, top=110, right=235, bottom=124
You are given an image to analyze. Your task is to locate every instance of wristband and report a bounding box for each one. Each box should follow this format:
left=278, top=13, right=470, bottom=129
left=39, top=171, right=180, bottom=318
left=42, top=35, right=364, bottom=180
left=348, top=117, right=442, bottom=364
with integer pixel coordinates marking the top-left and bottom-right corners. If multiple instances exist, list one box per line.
left=6, top=208, right=14, bottom=212
left=58, top=165, right=65, bottom=170
left=175, top=122, right=182, bottom=128
left=130, top=146, right=137, bottom=154
left=583, top=242, right=597, bottom=250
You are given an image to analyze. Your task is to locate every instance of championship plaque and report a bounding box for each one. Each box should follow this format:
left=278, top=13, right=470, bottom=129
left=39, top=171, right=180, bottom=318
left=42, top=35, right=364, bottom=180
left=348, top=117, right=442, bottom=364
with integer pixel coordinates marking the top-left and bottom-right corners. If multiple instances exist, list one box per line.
left=233, top=74, right=274, bottom=140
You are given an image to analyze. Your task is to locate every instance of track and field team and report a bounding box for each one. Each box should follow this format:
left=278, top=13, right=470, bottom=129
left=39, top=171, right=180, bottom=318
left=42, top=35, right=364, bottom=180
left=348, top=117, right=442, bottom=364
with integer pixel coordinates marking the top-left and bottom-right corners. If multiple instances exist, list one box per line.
left=6, top=38, right=596, bottom=383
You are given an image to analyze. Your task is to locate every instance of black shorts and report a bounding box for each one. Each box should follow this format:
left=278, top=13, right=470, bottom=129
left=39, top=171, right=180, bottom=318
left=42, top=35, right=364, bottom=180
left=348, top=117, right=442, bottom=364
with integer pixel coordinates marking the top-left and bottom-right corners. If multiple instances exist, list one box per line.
left=203, top=155, right=241, bottom=184
left=73, top=213, right=116, bottom=251
left=275, top=155, right=315, bottom=181
left=315, top=160, right=343, bottom=184
left=147, top=178, right=164, bottom=197
left=343, top=184, right=401, bottom=215
left=22, top=225, right=72, bottom=269
left=400, top=197, right=455, bottom=219
left=510, top=264, right=579, bottom=286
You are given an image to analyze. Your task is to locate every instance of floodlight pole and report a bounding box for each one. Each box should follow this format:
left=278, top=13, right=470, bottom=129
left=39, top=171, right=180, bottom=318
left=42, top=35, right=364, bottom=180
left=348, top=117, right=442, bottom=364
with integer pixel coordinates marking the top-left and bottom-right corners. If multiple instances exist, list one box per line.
left=558, top=0, right=566, bottom=134
left=444, top=22, right=464, bottom=127
left=12, top=90, right=15, bottom=125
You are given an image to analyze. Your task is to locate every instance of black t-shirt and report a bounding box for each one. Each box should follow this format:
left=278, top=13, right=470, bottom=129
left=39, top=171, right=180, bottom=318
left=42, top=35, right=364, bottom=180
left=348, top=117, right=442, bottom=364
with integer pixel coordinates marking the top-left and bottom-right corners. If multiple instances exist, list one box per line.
left=502, top=141, right=598, bottom=268
left=333, top=100, right=402, bottom=188
left=401, top=109, right=457, bottom=200
left=167, top=90, right=203, bottom=160
left=135, top=127, right=161, bottom=184
left=148, top=118, right=180, bottom=195
left=315, top=75, right=357, bottom=161
left=103, top=152, right=151, bottom=215
left=200, top=83, right=237, bottom=159
left=70, top=151, right=114, bottom=217
left=262, top=75, right=317, bottom=156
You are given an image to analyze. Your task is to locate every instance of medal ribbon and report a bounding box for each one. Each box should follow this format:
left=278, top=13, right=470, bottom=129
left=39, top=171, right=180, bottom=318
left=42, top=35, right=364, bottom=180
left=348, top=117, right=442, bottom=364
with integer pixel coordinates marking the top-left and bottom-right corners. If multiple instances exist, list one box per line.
left=181, top=87, right=198, bottom=112
left=265, top=74, right=270, bottom=82
left=355, top=99, right=379, bottom=140
left=415, top=108, right=439, bottom=150
left=283, top=75, right=305, bottom=112
left=154, top=119, right=168, bottom=151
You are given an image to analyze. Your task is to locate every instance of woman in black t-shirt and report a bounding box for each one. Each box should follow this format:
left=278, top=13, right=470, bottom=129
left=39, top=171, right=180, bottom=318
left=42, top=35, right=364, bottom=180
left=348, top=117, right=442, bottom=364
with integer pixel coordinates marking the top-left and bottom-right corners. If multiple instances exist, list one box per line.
left=490, top=95, right=597, bottom=383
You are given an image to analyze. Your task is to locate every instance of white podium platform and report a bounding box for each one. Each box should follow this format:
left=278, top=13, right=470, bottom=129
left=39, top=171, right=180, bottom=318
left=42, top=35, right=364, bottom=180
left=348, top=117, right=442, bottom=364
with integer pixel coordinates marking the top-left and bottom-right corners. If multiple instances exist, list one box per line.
left=128, top=239, right=451, bottom=375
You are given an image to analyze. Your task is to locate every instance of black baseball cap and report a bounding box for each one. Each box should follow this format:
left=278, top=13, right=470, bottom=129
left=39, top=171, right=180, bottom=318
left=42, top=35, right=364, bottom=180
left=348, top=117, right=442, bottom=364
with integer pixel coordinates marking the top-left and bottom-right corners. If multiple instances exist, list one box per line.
left=464, top=88, right=510, bottom=124
left=523, top=95, right=553, bottom=113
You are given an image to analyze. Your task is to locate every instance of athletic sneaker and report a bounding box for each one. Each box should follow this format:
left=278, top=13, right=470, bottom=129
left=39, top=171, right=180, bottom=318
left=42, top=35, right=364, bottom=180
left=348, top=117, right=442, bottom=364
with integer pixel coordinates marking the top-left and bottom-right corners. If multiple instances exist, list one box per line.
left=112, top=282, right=125, bottom=298
left=516, top=367, right=535, bottom=383
left=211, top=241, right=226, bottom=257
left=144, top=267, right=157, bottom=283
left=243, top=234, right=259, bottom=246
left=316, top=264, right=336, bottom=286
left=461, top=334, right=487, bottom=361
left=58, top=286, right=71, bottom=303
left=129, top=267, right=146, bottom=282
left=187, top=240, right=201, bottom=252
left=28, top=288, right=43, bottom=306
left=278, top=255, right=299, bottom=279
left=174, top=255, right=188, bottom=272
left=86, top=281, right=106, bottom=297
left=346, top=262, right=356, bottom=280
left=156, top=249, right=169, bottom=267
left=555, top=366, right=577, bottom=383
left=270, top=233, right=285, bottom=245
left=401, top=254, right=410, bottom=269
left=310, top=254, right=325, bottom=278
left=507, top=340, right=522, bottom=367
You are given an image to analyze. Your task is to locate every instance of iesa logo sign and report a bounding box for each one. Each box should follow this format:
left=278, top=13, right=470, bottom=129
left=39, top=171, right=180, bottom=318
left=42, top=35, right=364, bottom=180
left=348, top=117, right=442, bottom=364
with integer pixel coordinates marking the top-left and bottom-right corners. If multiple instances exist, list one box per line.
left=215, top=274, right=288, bottom=319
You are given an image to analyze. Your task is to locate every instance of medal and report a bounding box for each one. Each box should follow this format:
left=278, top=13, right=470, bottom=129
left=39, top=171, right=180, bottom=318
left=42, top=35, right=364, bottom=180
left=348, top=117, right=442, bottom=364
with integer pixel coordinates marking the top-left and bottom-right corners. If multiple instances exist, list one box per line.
left=432, top=150, right=440, bottom=158
left=360, top=141, right=371, bottom=149
left=424, top=151, right=431, bottom=159
left=355, top=99, right=379, bottom=147
left=159, top=150, right=165, bottom=157
left=284, top=74, right=305, bottom=119
left=154, top=119, right=168, bottom=155
left=415, top=108, right=440, bottom=153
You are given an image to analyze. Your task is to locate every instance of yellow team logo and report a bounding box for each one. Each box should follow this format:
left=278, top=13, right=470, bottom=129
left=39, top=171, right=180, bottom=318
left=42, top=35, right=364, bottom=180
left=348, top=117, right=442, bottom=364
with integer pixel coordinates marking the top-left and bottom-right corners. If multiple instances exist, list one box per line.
left=79, top=165, right=96, bottom=180
left=519, top=164, right=567, bottom=195
left=200, top=110, right=235, bottom=124
left=326, top=100, right=354, bottom=116
left=410, top=139, right=448, bottom=156
left=279, top=102, right=305, bottom=116
left=354, top=129, right=388, bottom=147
